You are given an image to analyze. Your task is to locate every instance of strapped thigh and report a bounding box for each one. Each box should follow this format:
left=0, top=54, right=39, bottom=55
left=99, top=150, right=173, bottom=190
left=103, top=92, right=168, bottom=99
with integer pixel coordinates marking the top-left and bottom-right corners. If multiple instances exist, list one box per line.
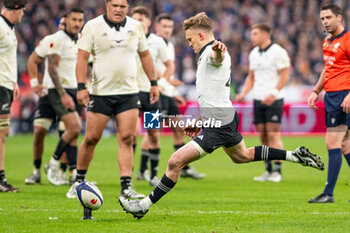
left=0, top=118, right=10, bottom=129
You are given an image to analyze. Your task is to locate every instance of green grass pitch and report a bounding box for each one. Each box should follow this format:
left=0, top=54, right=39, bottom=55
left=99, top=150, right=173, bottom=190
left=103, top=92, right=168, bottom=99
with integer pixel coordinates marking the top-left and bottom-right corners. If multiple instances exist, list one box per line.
left=1, top=134, right=350, bottom=232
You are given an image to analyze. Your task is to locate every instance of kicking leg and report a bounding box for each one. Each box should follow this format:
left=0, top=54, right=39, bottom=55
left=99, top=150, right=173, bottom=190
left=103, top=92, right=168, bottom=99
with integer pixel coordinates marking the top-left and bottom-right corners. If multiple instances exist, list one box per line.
left=223, top=139, right=324, bottom=170
left=119, top=142, right=200, bottom=219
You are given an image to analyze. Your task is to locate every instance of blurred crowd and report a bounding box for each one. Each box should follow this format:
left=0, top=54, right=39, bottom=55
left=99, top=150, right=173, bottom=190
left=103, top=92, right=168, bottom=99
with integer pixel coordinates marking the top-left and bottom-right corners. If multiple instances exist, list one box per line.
left=2, top=0, right=350, bottom=131
left=9, top=0, right=350, bottom=92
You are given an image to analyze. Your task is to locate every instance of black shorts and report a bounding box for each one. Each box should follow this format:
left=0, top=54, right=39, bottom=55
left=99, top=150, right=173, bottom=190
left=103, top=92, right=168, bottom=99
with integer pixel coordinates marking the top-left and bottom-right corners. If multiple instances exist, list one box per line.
left=325, top=90, right=350, bottom=128
left=34, top=95, right=56, bottom=120
left=139, top=92, right=160, bottom=116
left=193, top=112, right=243, bottom=154
left=47, top=89, right=82, bottom=117
left=88, top=94, right=140, bottom=117
left=160, top=95, right=180, bottom=116
left=0, top=86, right=13, bottom=115
left=253, top=99, right=284, bottom=124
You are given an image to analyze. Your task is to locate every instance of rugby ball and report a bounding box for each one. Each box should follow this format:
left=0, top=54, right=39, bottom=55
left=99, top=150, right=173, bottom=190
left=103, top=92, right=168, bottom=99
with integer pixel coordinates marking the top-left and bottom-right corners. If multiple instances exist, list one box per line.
left=76, top=181, right=103, bottom=210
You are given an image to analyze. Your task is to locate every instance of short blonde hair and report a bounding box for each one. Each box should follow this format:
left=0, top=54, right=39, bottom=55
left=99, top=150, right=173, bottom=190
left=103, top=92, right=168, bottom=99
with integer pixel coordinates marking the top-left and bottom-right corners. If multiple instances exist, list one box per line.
left=183, top=12, right=213, bottom=32
left=251, top=23, right=271, bottom=34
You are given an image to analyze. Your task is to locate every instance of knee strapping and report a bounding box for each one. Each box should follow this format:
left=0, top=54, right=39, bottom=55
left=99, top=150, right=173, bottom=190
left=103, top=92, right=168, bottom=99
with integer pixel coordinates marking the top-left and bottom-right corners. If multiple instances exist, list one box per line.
left=58, top=121, right=65, bottom=131
left=34, top=118, right=52, bottom=130
left=0, top=119, right=10, bottom=129
left=189, top=140, right=208, bottom=159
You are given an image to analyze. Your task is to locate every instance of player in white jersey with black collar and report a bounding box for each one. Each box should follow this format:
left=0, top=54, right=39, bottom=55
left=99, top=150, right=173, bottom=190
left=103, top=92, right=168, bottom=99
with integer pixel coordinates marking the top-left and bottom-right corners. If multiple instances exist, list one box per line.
left=41, top=9, right=84, bottom=186
left=236, top=23, right=290, bottom=183
left=119, top=13, right=324, bottom=219
left=130, top=6, right=174, bottom=187
left=155, top=13, right=205, bottom=180
left=67, top=0, right=159, bottom=200
left=25, top=12, right=82, bottom=186
left=0, top=0, right=27, bottom=192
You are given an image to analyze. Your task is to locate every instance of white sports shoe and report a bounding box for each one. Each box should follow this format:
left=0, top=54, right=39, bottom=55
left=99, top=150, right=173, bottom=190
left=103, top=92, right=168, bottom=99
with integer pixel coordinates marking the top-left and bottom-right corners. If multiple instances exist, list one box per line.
left=180, top=167, right=205, bottom=179
left=120, top=186, right=145, bottom=199
left=253, top=171, right=270, bottom=182
left=119, top=196, right=149, bottom=219
left=149, top=176, right=159, bottom=187
left=292, top=146, right=325, bottom=170
left=24, top=173, right=41, bottom=185
left=58, top=171, right=69, bottom=185
left=137, top=170, right=150, bottom=182
left=69, top=170, right=77, bottom=185
left=66, top=181, right=79, bottom=199
left=44, top=160, right=60, bottom=186
left=266, top=171, right=282, bottom=182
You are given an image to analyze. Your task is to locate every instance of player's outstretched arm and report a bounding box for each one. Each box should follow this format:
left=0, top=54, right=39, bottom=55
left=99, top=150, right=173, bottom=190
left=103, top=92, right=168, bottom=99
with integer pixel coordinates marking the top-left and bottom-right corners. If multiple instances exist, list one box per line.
left=210, top=40, right=226, bottom=64
left=76, top=49, right=91, bottom=107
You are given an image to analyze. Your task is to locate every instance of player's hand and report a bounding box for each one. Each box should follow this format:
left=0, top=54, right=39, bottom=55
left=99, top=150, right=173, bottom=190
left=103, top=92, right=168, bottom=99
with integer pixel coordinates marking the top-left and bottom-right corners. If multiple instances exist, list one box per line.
left=184, top=124, right=201, bottom=139
left=212, top=40, right=227, bottom=53
left=77, top=89, right=90, bottom=108
left=261, top=94, right=276, bottom=106
left=13, top=83, right=20, bottom=101
left=307, top=92, right=319, bottom=110
left=149, top=86, right=159, bottom=104
left=174, top=95, right=186, bottom=106
left=170, top=79, right=183, bottom=87
left=341, top=93, right=350, bottom=113
left=235, top=93, right=245, bottom=102
left=32, top=84, right=44, bottom=97
left=61, top=93, right=75, bottom=110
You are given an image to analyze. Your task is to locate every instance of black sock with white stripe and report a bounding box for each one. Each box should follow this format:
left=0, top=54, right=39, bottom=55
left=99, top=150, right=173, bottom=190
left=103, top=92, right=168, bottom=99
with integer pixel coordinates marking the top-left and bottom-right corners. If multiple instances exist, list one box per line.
left=254, top=145, right=286, bottom=161
left=120, top=176, right=132, bottom=191
left=148, top=174, right=176, bottom=204
left=149, top=148, right=160, bottom=179
left=140, top=150, right=149, bottom=173
left=76, top=169, right=86, bottom=183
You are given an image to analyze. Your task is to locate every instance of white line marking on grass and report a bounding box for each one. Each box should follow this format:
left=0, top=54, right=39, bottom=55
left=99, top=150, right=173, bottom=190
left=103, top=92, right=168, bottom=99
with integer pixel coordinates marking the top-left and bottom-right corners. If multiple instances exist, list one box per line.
left=170, top=210, right=350, bottom=215
left=0, top=208, right=122, bottom=213
left=1, top=208, right=350, bottom=216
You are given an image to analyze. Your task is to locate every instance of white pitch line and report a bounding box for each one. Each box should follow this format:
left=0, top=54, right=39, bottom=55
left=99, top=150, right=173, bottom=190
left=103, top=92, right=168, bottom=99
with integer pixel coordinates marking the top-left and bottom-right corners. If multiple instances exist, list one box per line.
left=1, top=208, right=349, bottom=215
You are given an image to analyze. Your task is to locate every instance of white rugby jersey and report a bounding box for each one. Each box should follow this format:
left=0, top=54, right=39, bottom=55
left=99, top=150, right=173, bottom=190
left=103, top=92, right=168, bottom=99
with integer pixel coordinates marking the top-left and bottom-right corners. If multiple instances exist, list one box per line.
left=196, top=41, right=234, bottom=125
left=46, top=30, right=79, bottom=89
left=249, top=43, right=290, bottom=100
left=157, top=40, right=176, bottom=97
left=78, top=15, right=148, bottom=95
left=0, top=15, right=18, bottom=90
left=137, top=33, right=170, bottom=92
